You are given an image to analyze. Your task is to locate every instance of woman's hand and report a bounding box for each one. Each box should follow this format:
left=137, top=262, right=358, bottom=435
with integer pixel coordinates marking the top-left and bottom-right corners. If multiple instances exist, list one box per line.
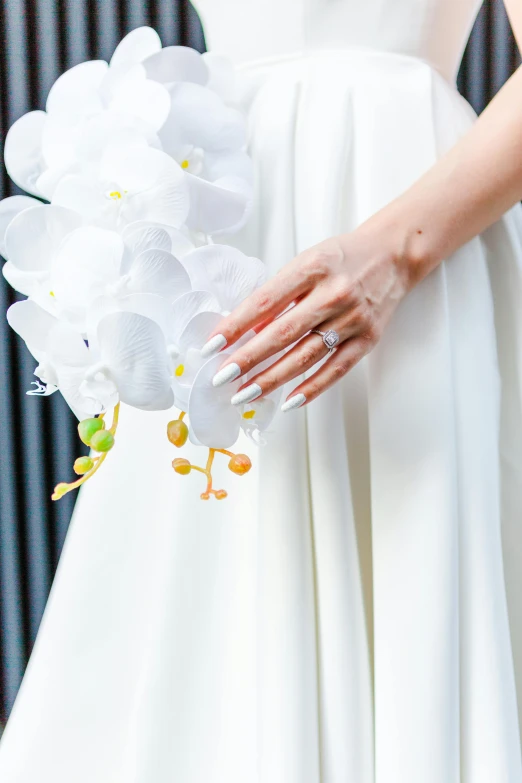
left=202, top=220, right=414, bottom=411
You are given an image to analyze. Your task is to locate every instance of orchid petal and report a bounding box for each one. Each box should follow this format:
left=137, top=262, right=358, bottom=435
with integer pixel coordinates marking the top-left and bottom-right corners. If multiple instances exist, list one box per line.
left=36, top=163, right=79, bottom=201
left=110, top=27, right=162, bottom=69
left=178, top=310, right=223, bottom=354
left=189, top=353, right=241, bottom=448
left=52, top=174, right=107, bottom=223
left=4, top=111, right=47, bottom=196
left=97, top=311, right=174, bottom=410
left=182, top=244, right=266, bottom=311
left=204, top=150, right=254, bottom=185
left=160, top=83, right=245, bottom=154
left=107, top=293, right=171, bottom=335
left=50, top=226, right=124, bottom=315
left=185, top=173, right=251, bottom=235
left=0, top=196, right=43, bottom=258
left=5, top=204, right=82, bottom=273
left=57, top=365, right=112, bottom=418
left=123, top=221, right=172, bottom=256
left=6, top=299, right=58, bottom=356
left=202, top=52, right=238, bottom=105
left=168, top=290, right=221, bottom=343
left=143, top=46, right=208, bottom=85
left=109, top=77, right=171, bottom=131
left=46, top=321, right=91, bottom=366
left=244, top=396, right=278, bottom=433
left=2, top=261, right=40, bottom=297
left=41, top=112, right=81, bottom=169
left=77, top=110, right=160, bottom=164
left=46, top=60, right=108, bottom=117
left=127, top=248, right=191, bottom=299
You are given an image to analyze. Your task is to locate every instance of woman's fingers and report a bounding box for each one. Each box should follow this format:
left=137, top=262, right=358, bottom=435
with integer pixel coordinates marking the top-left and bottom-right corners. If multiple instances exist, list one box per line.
left=227, top=330, right=331, bottom=404
left=279, top=337, right=370, bottom=411
left=225, top=311, right=362, bottom=404
left=201, top=265, right=310, bottom=358
left=210, top=292, right=338, bottom=388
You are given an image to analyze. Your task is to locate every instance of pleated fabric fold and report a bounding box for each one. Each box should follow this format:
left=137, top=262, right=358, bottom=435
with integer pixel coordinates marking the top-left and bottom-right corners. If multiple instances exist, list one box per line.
left=1, top=47, right=522, bottom=783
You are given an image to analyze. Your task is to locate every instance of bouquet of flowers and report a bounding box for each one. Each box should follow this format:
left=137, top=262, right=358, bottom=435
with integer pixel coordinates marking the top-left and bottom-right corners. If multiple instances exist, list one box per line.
left=0, top=27, right=281, bottom=501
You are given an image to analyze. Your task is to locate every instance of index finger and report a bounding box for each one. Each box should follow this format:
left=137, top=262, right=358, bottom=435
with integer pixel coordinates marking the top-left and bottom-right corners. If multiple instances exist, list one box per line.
left=200, top=265, right=310, bottom=358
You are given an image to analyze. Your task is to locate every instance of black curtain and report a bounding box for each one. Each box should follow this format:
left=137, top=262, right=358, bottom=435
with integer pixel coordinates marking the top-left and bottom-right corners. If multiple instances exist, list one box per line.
left=0, top=0, right=519, bottom=729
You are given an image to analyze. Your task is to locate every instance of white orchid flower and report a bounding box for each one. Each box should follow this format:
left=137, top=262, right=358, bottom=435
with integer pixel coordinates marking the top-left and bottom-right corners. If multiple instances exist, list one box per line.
left=188, top=351, right=282, bottom=449
left=8, top=298, right=174, bottom=417
left=181, top=244, right=266, bottom=313
left=91, top=289, right=222, bottom=409
left=52, top=144, right=190, bottom=230
left=49, top=225, right=191, bottom=329
left=47, top=32, right=169, bottom=131
left=87, top=287, right=223, bottom=410
left=6, top=29, right=169, bottom=201
left=7, top=298, right=116, bottom=417
left=2, top=204, right=81, bottom=306
left=37, top=109, right=162, bottom=202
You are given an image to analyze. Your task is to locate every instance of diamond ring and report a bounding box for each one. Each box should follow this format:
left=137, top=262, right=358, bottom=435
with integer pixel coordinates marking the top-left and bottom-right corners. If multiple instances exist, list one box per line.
left=311, top=328, right=340, bottom=353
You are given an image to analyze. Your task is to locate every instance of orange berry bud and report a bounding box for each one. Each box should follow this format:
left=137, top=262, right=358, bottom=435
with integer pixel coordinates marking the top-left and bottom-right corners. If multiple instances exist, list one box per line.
left=215, top=489, right=228, bottom=500
left=172, top=458, right=191, bottom=475
left=228, top=453, right=252, bottom=476
left=167, top=419, right=189, bottom=448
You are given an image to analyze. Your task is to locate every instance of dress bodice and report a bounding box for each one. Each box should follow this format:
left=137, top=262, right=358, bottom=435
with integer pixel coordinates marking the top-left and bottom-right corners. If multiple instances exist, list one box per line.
left=192, top=0, right=483, bottom=81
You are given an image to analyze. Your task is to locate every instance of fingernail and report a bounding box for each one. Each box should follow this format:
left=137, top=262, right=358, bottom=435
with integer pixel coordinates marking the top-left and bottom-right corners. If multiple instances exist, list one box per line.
left=201, top=334, right=227, bottom=358
left=231, top=383, right=262, bottom=406
left=281, top=393, right=306, bottom=413
left=212, top=362, right=241, bottom=388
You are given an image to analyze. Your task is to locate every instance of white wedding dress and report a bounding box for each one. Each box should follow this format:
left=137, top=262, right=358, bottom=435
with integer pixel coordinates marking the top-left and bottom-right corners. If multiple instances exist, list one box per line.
left=2, top=1, right=522, bottom=781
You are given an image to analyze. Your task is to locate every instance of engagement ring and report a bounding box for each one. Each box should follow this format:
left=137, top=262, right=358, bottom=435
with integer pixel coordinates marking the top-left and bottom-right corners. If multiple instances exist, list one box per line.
left=311, top=328, right=340, bottom=353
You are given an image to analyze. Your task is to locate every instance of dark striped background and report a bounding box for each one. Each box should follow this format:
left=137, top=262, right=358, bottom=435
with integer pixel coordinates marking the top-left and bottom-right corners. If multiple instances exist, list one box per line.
left=0, top=0, right=519, bottom=729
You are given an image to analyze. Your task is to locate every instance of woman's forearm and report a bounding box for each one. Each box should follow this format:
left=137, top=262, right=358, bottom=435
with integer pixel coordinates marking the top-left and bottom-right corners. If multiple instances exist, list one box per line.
left=362, top=63, right=522, bottom=288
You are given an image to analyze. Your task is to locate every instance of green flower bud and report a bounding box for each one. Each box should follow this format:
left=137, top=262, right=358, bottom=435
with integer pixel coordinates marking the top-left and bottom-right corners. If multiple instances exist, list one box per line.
left=78, top=417, right=105, bottom=446
left=167, top=419, right=189, bottom=448
left=89, top=429, right=115, bottom=453
left=73, top=456, right=95, bottom=475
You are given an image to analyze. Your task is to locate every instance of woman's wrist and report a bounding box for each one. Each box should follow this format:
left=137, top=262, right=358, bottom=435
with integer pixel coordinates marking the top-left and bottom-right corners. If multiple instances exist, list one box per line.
left=355, top=197, right=444, bottom=293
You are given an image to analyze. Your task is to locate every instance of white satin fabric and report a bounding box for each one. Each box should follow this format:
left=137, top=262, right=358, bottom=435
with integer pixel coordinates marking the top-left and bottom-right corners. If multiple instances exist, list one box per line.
left=2, top=2, right=522, bottom=782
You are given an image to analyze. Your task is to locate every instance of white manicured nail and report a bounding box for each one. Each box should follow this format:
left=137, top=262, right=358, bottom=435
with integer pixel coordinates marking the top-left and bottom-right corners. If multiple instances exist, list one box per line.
left=201, top=334, right=227, bottom=358
left=231, top=383, right=262, bottom=406
left=281, top=393, right=306, bottom=412
left=212, top=362, right=241, bottom=387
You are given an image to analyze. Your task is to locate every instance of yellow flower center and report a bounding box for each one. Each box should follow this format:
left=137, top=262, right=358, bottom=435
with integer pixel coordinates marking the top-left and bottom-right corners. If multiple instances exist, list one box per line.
left=175, top=364, right=185, bottom=377
left=109, top=190, right=122, bottom=200
left=180, top=159, right=190, bottom=170
left=49, top=291, right=55, bottom=297
left=242, top=410, right=256, bottom=420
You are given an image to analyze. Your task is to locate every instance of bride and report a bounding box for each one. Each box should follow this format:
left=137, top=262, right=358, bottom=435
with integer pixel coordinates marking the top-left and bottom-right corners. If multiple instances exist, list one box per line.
left=2, top=0, right=522, bottom=780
